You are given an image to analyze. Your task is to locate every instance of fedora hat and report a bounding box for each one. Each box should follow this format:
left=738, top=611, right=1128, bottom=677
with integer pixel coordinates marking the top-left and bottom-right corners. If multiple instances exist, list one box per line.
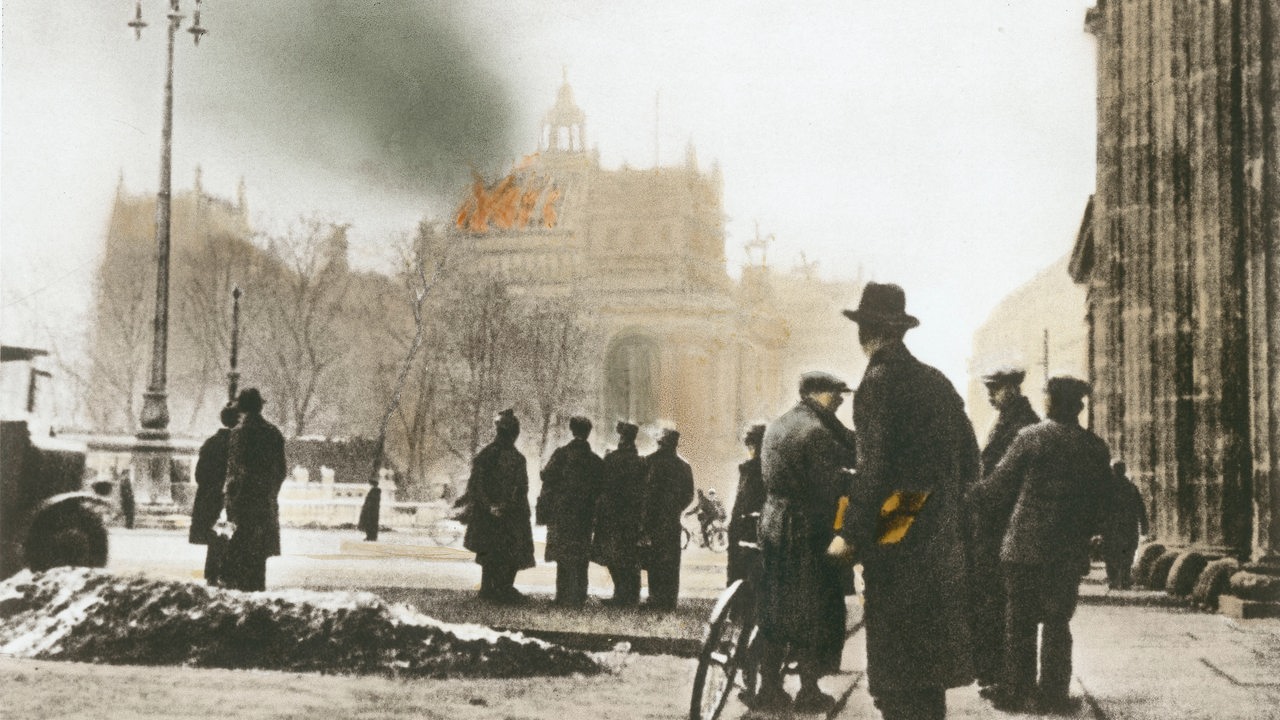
left=842, top=282, right=919, bottom=329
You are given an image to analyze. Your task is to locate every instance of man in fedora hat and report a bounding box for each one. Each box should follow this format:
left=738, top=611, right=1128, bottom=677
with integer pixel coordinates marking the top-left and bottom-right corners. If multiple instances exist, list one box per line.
left=830, top=282, right=979, bottom=720
left=753, top=371, right=858, bottom=712
left=970, top=365, right=1040, bottom=690
left=969, top=375, right=1110, bottom=714
left=223, top=388, right=287, bottom=591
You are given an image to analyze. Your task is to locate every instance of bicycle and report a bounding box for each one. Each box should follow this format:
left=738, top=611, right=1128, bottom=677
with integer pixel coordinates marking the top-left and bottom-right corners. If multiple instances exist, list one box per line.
left=682, top=514, right=730, bottom=553
left=689, top=513, right=762, bottom=720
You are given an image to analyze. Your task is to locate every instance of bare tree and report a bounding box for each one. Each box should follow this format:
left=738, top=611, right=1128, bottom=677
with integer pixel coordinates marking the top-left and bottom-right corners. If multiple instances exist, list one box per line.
left=253, top=216, right=352, bottom=437
left=519, top=299, right=595, bottom=459
left=84, top=244, right=155, bottom=431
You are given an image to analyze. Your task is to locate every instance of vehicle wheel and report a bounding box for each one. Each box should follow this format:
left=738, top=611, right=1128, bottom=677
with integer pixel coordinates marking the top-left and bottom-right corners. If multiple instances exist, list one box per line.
left=681, top=526, right=692, bottom=550
left=25, top=501, right=109, bottom=572
left=690, top=580, right=750, bottom=720
left=708, top=526, right=729, bottom=553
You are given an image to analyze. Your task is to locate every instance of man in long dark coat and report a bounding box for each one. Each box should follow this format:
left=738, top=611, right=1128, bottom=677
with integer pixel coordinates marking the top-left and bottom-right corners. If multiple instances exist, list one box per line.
left=971, top=376, right=1110, bottom=714
left=830, top=282, right=979, bottom=720
left=461, top=409, right=536, bottom=603
left=727, top=423, right=767, bottom=586
left=223, top=388, right=287, bottom=592
left=755, top=372, right=857, bottom=713
left=358, top=479, right=382, bottom=542
left=970, top=366, right=1040, bottom=690
left=537, top=416, right=604, bottom=607
left=640, top=428, right=694, bottom=611
left=191, top=404, right=239, bottom=584
left=592, top=421, right=646, bottom=606
left=1101, top=460, right=1148, bottom=589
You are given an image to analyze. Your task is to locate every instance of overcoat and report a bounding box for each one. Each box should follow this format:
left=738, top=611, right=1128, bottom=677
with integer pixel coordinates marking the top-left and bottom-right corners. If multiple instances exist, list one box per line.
left=358, top=486, right=382, bottom=537
left=758, top=399, right=857, bottom=671
left=640, top=446, right=694, bottom=570
left=538, top=437, right=604, bottom=563
left=1101, top=474, right=1148, bottom=557
left=225, top=413, right=287, bottom=558
left=591, top=442, right=647, bottom=568
left=461, top=438, right=536, bottom=570
left=980, top=394, right=1040, bottom=477
left=727, top=455, right=766, bottom=584
left=970, top=418, right=1110, bottom=575
left=189, top=427, right=230, bottom=545
left=842, top=342, right=979, bottom=695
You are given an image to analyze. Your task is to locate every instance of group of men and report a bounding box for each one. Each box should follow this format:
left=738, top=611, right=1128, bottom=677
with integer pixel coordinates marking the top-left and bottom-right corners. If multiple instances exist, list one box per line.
left=188, top=387, right=287, bottom=593
left=457, top=410, right=696, bottom=609
left=724, top=281, right=1144, bottom=719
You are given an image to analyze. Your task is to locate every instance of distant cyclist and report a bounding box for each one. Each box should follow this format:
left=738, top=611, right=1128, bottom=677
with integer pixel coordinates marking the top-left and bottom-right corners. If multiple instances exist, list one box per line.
left=687, top=488, right=727, bottom=546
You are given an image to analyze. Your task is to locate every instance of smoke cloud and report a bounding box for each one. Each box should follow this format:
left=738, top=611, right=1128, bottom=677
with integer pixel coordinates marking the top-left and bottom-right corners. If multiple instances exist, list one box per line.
left=185, top=2, right=518, bottom=197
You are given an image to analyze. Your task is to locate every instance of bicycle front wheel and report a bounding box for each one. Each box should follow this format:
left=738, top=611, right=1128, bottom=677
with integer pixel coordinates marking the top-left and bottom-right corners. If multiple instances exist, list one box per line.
left=689, top=580, right=750, bottom=720
left=708, top=526, right=729, bottom=553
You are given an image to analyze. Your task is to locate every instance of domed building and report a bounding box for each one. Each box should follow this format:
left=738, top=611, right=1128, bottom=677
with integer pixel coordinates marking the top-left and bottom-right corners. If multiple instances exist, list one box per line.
left=449, top=78, right=862, bottom=481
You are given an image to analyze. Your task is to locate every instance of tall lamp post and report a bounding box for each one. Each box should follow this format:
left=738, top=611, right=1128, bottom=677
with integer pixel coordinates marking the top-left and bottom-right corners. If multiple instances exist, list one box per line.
left=133, top=0, right=207, bottom=439
left=128, top=0, right=207, bottom=508
left=227, top=286, right=242, bottom=402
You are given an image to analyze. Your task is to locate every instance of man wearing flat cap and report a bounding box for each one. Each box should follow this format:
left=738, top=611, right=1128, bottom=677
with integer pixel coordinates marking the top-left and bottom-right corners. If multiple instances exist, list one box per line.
left=968, top=375, right=1110, bottom=713
left=753, top=371, right=857, bottom=712
left=592, top=421, right=647, bottom=606
left=970, top=365, right=1040, bottom=690
left=461, top=409, right=536, bottom=603
left=727, top=423, right=768, bottom=587
left=537, top=416, right=604, bottom=607
left=830, top=282, right=979, bottom=720
left=639, top=427, right=694, bottom=610
left=223, top=388, right=287, bottom=592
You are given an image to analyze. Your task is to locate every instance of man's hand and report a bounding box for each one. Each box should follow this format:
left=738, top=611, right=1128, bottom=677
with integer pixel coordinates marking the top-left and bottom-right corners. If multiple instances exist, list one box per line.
left=826, top=534, right=856, bottom=563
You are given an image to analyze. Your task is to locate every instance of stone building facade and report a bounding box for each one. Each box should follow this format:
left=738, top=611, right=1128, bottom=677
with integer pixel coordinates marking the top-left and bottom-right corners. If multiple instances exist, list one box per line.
left=450, top=80, right=862, bottom=482
left=1071, top=1, right=1278, bottom=559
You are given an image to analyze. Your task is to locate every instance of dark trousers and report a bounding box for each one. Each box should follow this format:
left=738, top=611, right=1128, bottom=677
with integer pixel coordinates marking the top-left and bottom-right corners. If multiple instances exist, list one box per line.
left=480, top=564, right=519, bottom=598
left=224, top=550, right=267, bottom=591
left=872, top=688, right=945, bottom=720
left=646, top=556, right=681, bottom=609
left=1104, top=546, right=1135, bottom=589
left=969, top=559, right=1006, bottom=685
left=607, top=565, right=641, bottom=605
left=1003, top=564, right=1080, bottom=702
left=555, top=558, right=589, bottom=605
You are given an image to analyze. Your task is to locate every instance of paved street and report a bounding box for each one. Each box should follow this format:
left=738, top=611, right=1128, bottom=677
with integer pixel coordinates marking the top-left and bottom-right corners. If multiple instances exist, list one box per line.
left=102, top=525, right=1280, bottom=720
left=106, top=525, right=733, bottom=600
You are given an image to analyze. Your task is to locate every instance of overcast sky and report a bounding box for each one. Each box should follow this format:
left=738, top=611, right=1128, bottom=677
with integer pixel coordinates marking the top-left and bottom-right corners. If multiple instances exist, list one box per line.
left=1, top=0, right=1097, bottom=394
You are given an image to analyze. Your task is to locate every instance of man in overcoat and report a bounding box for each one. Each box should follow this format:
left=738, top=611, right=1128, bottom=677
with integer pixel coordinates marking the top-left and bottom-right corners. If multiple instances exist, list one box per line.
left=223, top=388, right=287, bottom=592
left=727, top=423, right=767, bottom=586
left=537, top=416, right=604, bottom=607
left=592, top=421, right=647, bottom=606
left=358, top=478, right=382, bottom=542
left=829, top=282, right=979, bottom=720
left=969, top=376, right=1110, bottom=713
left=191, top=403, right=239, bottom=584
left=1101, top=460, right=1148, bottom=589
left=640, top=428, right=694, bottom=610
left=461, top=409, right=536, bottom=603
left=756, top=372, right=858, bottom=713
left=971, top=366, right=1040, bottom=689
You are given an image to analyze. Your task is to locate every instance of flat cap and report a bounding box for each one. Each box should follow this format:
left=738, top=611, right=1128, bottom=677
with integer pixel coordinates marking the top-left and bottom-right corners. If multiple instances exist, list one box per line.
left=799, top=370, right=852, bottom=395
left=1045, top=375, right=1091, bottom=402
left=981, top=365, right=1027, bottom=388
left=494, top=408, right=520, bottom=430
left=615, top=420, right=639, bottom=438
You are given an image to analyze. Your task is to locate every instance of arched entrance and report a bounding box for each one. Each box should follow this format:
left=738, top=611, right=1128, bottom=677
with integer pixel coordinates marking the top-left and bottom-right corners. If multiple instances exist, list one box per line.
left=604, top=334, right=660, bottom=426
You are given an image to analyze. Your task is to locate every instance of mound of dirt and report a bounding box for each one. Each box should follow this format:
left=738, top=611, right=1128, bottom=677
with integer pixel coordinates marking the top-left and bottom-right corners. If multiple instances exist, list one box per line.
left=0, top=567, right=601, bottom=678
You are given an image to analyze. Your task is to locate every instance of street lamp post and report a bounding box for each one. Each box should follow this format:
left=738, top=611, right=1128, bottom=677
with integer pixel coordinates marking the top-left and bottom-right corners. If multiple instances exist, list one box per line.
left=227, top=286, right=242, bottom=402
left=133, top=0, right=207, bottom=439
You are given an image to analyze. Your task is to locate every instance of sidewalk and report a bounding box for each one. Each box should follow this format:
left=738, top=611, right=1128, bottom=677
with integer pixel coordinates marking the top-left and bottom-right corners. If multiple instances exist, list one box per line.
left=833, top=595, right=1280, bottom=720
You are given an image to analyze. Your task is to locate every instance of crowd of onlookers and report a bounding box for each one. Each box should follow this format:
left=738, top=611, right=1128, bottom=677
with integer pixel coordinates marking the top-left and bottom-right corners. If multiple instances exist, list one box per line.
left=181, top=281, right=1150, bottom=720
